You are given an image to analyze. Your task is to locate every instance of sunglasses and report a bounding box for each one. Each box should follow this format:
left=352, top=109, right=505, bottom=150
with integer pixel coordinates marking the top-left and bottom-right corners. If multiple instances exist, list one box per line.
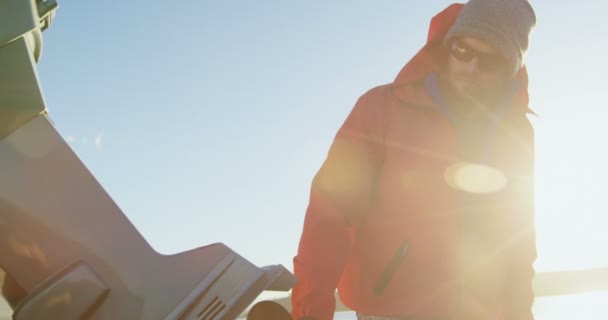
left=449, top=38, right=509, bottom=73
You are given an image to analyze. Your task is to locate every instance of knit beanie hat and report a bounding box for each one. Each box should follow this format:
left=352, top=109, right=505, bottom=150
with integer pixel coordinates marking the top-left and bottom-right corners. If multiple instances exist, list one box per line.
left=443, top=0, right=537, bottom=76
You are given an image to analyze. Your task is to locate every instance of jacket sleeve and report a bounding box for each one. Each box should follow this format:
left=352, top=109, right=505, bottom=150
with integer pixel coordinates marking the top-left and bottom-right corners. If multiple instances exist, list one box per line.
left=290, top=87, right=388, bottom=320
left=501, top=117, right=537, bottom=320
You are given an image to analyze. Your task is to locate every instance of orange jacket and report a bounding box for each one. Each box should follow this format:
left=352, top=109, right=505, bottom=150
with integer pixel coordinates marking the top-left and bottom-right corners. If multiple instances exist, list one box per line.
left=291, top=4, right=536, bottom=320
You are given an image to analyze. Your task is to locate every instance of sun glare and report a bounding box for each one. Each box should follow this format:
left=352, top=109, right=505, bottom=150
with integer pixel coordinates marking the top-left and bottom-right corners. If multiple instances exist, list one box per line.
left=444, top=162, right=508, bottom=194
left=532, top=119, right=608, bottom=272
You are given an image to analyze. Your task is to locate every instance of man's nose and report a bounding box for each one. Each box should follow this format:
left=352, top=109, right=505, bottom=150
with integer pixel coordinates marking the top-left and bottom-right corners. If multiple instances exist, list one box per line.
left=463, top=57, right=481, bottom=74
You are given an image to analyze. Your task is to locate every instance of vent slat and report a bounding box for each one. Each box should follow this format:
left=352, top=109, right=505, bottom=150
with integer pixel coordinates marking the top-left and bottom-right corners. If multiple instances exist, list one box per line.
left=205, top=304, right=226, bottom=320
left=198, top=297, right=220, bottom=320
left=196, top=296, right=226, bottom=320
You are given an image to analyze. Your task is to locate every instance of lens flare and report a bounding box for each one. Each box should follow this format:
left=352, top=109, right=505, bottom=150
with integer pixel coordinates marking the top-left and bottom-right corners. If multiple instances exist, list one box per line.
left=444, top=162, right=507, bottom=194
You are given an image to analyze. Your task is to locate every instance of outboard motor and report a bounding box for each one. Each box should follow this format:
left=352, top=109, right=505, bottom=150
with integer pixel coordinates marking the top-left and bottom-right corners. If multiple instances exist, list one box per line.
left=0, top=1, right=296, bottom=319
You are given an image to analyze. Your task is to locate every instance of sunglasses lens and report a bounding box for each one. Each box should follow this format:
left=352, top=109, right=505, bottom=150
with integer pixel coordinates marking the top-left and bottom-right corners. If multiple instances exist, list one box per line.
left=451, top=40, right=473, bottom=62
left=479, top=55, right=508, bottom=72
left=450, top=39, right=508, bottom=73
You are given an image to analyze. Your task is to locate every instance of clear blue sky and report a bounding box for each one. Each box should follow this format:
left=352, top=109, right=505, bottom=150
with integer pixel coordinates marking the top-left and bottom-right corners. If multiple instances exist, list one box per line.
left=36, top=0, right=608, bottom=278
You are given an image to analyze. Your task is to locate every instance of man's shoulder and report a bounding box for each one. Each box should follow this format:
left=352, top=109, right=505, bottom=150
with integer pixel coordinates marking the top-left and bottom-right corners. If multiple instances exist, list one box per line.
left=354, top=83, right=395, bottom=111
left=345, top=83, right=396, bottom=128
left=359, top=83, right=394, bottom=101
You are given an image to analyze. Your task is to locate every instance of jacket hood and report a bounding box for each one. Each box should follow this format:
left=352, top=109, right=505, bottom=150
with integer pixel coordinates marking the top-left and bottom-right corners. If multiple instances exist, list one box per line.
left=392, top=3, right=533, bottom=114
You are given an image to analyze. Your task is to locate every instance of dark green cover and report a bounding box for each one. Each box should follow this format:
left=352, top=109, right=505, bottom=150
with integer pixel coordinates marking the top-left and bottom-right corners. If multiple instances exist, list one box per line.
left=0, top=37, right=46, bottom=140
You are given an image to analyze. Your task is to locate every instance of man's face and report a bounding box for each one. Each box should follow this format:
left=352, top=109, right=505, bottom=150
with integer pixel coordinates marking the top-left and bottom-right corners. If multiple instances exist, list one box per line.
left=444, top=37, right=513, bottom=104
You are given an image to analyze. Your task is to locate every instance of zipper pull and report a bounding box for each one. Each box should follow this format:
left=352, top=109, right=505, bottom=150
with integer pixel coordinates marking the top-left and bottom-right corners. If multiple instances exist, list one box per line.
left=373, top=240, right=410, bottom=296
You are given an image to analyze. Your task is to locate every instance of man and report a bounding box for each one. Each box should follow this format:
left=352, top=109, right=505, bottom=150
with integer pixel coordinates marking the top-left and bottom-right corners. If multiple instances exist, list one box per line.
left=291, top=1, right=537, bottom=320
